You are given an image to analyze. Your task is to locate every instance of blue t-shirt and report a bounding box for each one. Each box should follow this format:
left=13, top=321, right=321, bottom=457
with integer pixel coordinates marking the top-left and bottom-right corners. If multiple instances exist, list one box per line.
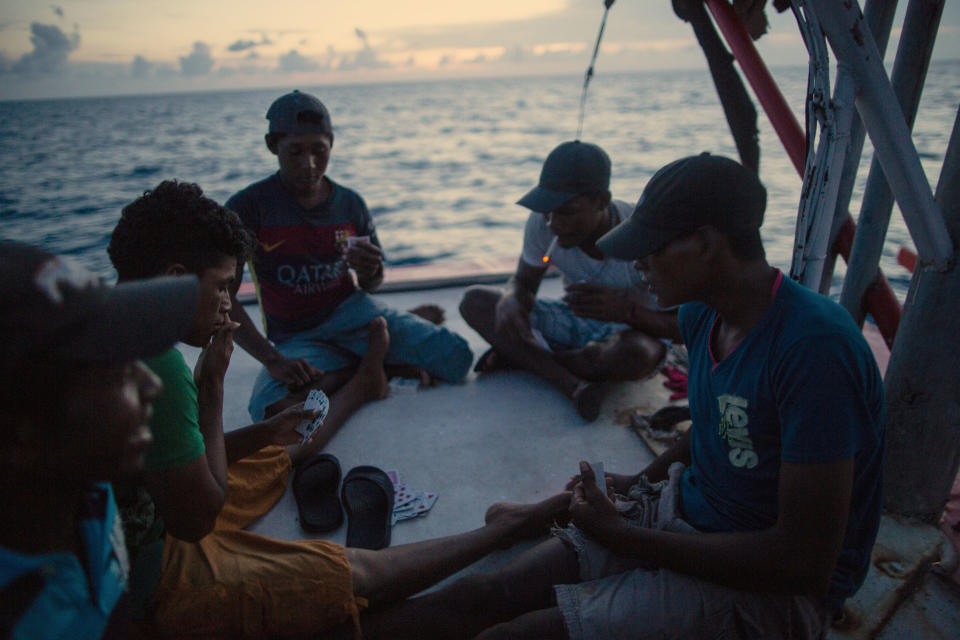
left=678, top=272, right=884, bottom=613
left=0, top=484, right=129, bottom=639
left=226, top=174, right=380, bottom=342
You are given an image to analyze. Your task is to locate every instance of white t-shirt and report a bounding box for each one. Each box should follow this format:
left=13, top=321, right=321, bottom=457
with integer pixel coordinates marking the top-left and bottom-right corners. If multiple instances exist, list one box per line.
left=520, top=199, right=655, bottom=307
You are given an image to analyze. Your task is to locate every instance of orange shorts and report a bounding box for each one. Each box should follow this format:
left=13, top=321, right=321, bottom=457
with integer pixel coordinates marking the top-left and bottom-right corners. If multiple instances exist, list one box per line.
left=146, top=446, right=365, bottom=639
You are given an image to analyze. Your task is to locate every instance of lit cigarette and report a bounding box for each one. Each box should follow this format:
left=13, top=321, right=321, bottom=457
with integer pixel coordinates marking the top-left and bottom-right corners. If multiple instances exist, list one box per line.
left=542, top=237, right=558, bottom=264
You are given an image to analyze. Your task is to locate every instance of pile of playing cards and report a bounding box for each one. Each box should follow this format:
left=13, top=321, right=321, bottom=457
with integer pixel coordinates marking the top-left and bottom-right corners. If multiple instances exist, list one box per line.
left=385, top=469, right=438, bottom=525
left=295, top=389, right=330, bottom=443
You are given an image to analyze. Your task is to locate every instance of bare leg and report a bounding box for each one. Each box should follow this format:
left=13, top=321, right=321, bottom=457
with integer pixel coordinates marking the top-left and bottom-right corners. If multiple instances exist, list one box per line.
left=474, top=607, right=568, bottom=640
left=349, top=493, right=570, bottom=605
left=360, top=535, right=579, bottom=640
left=556, top=330, right=666, bottom=382
left=286, top=318, right=390, bottom=465
left=460, top=286, right=600, bottom=421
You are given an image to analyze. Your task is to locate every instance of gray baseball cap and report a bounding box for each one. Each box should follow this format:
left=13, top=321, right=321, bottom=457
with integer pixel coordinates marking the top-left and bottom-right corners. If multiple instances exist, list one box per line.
left=598, top=153, right=766, bottom=260
left=0, top=241, right=198, bottom=375
left=266, top=90, right=334, bottom=141
left=517, top=141, right=611, bottom=213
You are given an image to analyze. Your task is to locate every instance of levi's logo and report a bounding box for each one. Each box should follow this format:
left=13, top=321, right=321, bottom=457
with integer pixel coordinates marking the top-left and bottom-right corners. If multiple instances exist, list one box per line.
left=717, top=394, right=758, bottom=469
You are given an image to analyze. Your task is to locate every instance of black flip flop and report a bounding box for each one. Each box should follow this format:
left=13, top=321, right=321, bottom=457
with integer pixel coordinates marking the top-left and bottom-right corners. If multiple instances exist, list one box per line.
left=474, top=347, right=509, bottom=373
left=341, top=466, right=394, bottom=550
left=293, top=453, right=343, bottom=533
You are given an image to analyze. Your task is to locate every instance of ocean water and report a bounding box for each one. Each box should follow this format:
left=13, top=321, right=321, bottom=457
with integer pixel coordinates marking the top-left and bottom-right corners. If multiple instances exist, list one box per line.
left=1, top=62, right=957, bottom=301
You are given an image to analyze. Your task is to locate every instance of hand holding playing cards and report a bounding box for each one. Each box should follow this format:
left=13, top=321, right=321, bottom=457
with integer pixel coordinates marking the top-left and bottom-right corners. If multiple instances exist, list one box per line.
left=194, top=317, right=241, bottom=387
left=563, top=283, right=635, bottom=323
left=262, top=402, right=322, bottom=447
left=345, top=238, right=384, bottom=283
left=265, top=355, right=322, bottom=391
left=569, top=461, right=623, bottom=542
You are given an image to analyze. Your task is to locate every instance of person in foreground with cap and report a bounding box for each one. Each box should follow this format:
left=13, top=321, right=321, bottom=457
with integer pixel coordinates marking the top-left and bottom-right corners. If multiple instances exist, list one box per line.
left=359, top=154, right=885, bottom=639
left=226, top=89, right=473, bottom=422
left=0, top=241, right=197, bottom=639
left=460, top=140, right=677, bottom=421
left=106, top=180, right=572, bottom=638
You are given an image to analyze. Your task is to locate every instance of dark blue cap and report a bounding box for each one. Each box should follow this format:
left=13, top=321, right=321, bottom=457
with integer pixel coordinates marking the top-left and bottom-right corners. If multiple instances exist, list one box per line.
left=266, top=90, right=334, bottom=141
left=598, top=153, right=766, bottom=260
left=517, top=141, right=611, bottom=213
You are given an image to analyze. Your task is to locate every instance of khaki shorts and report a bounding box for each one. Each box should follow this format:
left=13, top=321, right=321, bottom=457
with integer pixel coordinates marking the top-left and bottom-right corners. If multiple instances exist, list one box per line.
left=146, top=446, right=365, bottom=639
left=553, top=463, right=829, bottom=640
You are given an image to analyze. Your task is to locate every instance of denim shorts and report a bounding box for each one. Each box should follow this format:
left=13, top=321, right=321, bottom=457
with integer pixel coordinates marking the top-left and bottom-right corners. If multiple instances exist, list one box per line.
left=248, top=291, right=473, bottom=420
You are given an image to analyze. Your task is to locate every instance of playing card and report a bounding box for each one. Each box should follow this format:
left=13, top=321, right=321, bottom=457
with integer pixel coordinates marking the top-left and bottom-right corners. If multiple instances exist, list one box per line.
left=385, top=469, right=402, bottom=486
left=347, top=235, right=370, bottom=248
left=393, top=483, right=417, bottom=509
left=591, top=461, right=605, bottom=495
left=295, top=389, right=329, bottom=442
left=394, top=491, right=439, bottom=522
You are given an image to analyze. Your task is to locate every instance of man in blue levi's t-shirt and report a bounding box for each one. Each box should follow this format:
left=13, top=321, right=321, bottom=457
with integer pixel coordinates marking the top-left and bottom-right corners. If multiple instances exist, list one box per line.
left=356, top=154, right=884, bottom=640
left=226, top=90, right=473, bottom=421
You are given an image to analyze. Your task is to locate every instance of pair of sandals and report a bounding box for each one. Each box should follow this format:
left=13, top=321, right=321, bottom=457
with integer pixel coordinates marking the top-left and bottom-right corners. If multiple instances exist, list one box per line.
left=292, top=454, right=394, bottom=550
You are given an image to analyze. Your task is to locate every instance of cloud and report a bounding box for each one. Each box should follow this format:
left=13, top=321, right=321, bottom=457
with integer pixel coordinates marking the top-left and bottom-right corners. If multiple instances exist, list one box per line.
left=334, top=27, right=391, bottom=71
left=131, top=54, right=153, bottom=78
left=6, top=22, right=80, bottom=76
left=228, top=32, right=273, bottom=52
left=179, top=41, right=214, bottom=76
left=51, top=5, right=64, bottom=18
left=228, top=39, right=259, bottom=52
left=277, top=49, right=321, bottom=72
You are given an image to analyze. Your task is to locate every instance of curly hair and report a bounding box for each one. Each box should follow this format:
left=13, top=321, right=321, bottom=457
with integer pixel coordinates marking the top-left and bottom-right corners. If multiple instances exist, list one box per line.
left=108, top=180, right=255, bottom=281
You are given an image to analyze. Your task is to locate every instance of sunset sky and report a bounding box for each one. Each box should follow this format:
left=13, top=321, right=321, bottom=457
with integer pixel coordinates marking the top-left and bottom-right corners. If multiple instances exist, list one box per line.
left=1, top=1, right=958, bottom=100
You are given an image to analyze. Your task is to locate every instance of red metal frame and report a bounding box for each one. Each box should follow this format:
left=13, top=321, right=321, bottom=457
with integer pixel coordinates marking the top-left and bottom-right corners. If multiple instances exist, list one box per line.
left=704, top=0, right=902, bottom=347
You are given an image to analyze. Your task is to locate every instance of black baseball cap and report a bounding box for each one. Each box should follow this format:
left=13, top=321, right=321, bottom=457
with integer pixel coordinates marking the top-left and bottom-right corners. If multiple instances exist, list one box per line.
left=517, top=140, right=611, bottom=213
left=598, top=153, right=766, bottom=260
left=0, top=241, right=198, bottom=376
left=266, top=90, right=334, bottom=142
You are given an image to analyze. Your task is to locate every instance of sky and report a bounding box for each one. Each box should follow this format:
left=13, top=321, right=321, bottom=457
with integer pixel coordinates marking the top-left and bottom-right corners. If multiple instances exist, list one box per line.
left=1, top=1, right=958, bottom=101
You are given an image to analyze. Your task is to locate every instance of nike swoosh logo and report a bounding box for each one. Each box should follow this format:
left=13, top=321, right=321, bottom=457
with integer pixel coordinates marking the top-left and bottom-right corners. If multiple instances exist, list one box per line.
left=260, top=240, right=285, bottom=252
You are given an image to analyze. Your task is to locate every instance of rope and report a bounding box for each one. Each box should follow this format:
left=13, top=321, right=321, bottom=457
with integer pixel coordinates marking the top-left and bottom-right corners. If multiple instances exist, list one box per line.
left=576, top=0, right=616, bottom=140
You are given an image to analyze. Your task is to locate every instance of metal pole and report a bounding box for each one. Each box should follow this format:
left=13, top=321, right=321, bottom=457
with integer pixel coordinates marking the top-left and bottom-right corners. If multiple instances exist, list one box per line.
left=790, top=0, right=853, bottom=290
left=704, top=0, right=805, bottom=173
left=819, top=0, right=899, bottom=294
left=884, top=105, right=960, bottom=520
left=705, top=0, right=904, bottom=348
left=840, top=0, right=944, bottom=324
left=807, top=0, right=953, bottom=269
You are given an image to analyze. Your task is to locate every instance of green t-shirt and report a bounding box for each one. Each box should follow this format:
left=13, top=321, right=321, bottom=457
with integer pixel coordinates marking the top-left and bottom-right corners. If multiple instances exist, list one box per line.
left=114, top=348, right=205, bottom=562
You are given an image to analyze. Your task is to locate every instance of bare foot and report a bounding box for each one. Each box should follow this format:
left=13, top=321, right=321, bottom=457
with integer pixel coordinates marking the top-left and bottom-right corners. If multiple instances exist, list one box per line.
left=483, top=492, right=572, bottom=546
left=409, top=303, right=445, bottom=325
left=353, top=317, right=390, bottom=402
left=572, top=381, right=604, bottom=422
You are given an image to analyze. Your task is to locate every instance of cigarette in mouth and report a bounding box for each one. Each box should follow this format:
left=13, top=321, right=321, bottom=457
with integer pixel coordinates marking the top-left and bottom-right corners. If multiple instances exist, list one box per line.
left=542, top=237, right=558, bottom=264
